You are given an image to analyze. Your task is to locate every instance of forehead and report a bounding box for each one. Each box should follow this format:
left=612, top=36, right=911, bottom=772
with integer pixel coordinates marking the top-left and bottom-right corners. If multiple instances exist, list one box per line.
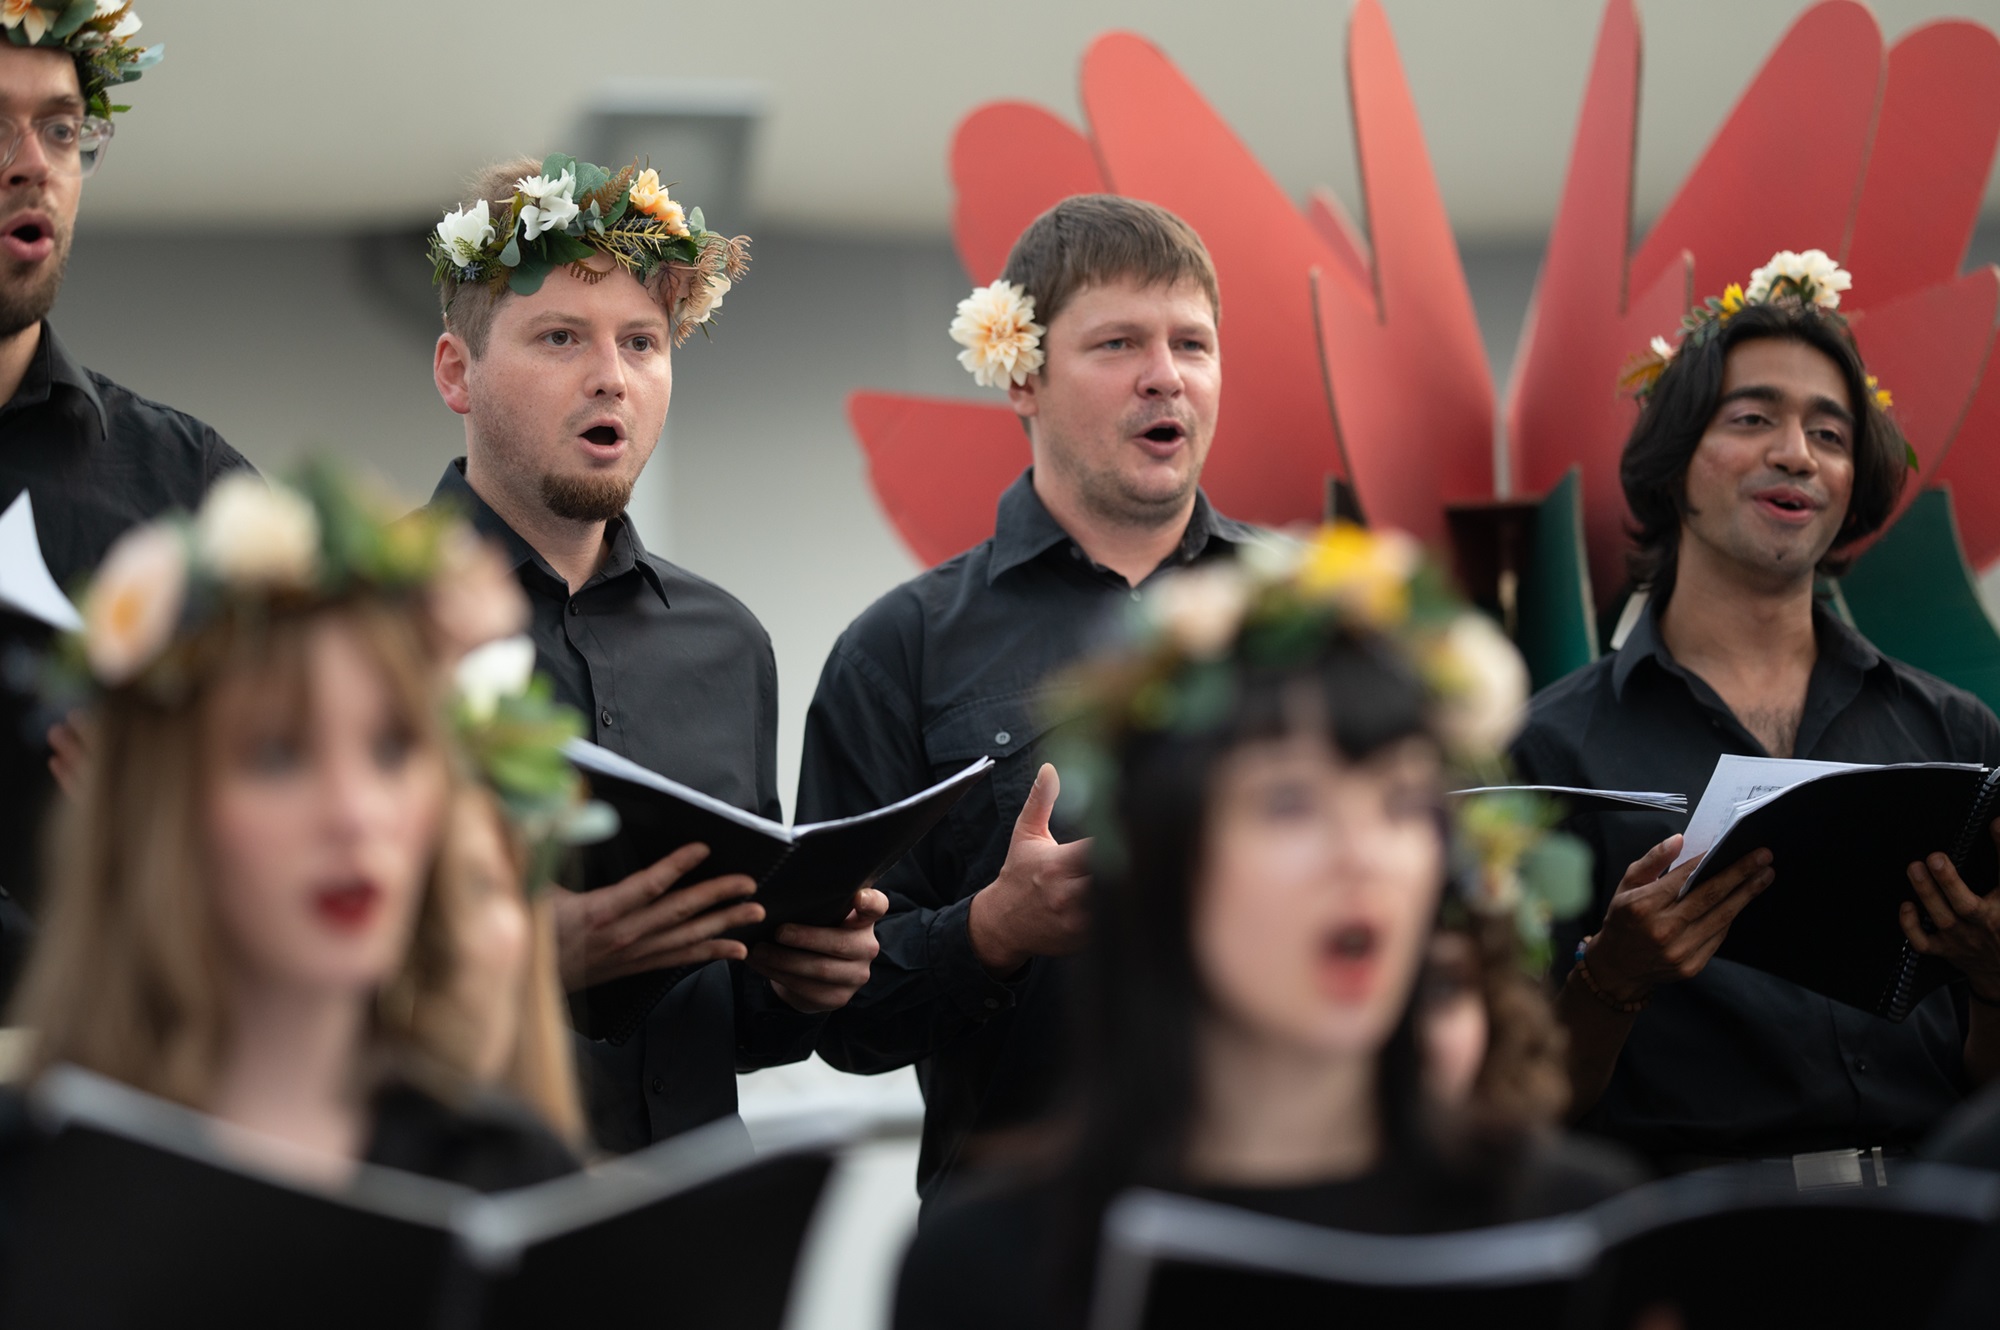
left=0, top=44, right=82, bottom=109
left=491, top=263, right=671, bottom=332
left=1720, top=337, right=1851, bottom=410
left=1051, top=274, right=1218, bottom=333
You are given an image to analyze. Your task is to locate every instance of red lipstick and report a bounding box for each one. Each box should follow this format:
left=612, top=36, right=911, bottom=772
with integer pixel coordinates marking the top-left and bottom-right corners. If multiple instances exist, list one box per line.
left=312, top=880, right=382, bottom=932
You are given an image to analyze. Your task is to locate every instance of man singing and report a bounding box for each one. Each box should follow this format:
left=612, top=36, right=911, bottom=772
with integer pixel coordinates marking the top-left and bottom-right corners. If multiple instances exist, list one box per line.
left=424, top=155, right=882, bottom=1149
left=1513, top=251, right=2000, bottom=1171
left=797, top=196, right=1260, bottom=1202
left=0, top=5, right=247, bottom=992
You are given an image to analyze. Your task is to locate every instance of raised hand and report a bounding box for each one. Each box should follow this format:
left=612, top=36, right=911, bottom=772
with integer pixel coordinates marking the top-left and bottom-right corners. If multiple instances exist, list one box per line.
left=967, top=764, right=1093, bottom=977
left=549, top=842, right=763, bottom=991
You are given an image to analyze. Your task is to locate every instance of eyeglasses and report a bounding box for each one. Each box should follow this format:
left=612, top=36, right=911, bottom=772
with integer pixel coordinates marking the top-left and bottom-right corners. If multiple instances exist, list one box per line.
left=0, top=115, right=115, bottom=179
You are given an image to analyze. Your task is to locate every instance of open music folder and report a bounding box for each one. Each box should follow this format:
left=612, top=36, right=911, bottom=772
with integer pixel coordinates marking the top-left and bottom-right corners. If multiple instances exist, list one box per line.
left=565, top=739, right=992, bottom=1040
left=0, top=1064, right=849, bottom=1330
left=1673, top=755, right=2000, bottom=1018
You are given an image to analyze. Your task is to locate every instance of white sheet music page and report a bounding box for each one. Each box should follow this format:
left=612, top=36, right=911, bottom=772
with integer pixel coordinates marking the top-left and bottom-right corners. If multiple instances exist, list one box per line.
left=0, top=490, right=82, bottom=631
left=1671, top=754, right=1866, bottom=879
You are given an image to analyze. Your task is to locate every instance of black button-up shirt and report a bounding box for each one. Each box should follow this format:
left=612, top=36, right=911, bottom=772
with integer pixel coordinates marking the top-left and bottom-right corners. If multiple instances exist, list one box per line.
left=1511, top=598, right=2000, bottom=1165
left=426, top=461, right=818, bottom=1150
left=0, top=325, right=248, bottom=938
left=796, top=470, right=1259, bottom=1198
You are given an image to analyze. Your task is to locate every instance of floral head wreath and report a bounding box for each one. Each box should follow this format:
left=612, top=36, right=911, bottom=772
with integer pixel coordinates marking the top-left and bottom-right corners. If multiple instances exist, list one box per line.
left=67, top=461, right=494, bottom=700
left=1044, top=525, right=1590, bottom=966
left=950, top=280, right=1045, bottom=387
left=1620, top=250, right=1901, bottom=453
left=450, top=638, right=617, bottom=893
left=3, top=2, right=160, bottom=119
left=429, top=152, right=749, bottom=347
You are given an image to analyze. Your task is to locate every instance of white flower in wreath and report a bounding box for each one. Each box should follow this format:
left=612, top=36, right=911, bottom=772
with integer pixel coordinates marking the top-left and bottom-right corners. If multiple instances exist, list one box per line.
left=516, top=169, right=580, bottom=241
left=680, top=274, right=731, bottom=328
left=196, top=474, right=320, bottom=589
left=950, top=281, right=1045, bottom=388
left=1, top=0, right=52, bottom=45
left=1649, top=335, right=1676, bottom=361
left=84, top=521, right=187, bottom=686
left=1147, top=563, right=1250, bottom=660
left=1746, top=248, right=1851, bottom=309
left=108, top=8, right=139, bottom=39
left=455, top=635, right=538, bottom=723
left=435, top=200, right=495, bottom=271
left=1430, top=613, right=1530, bottom=758
left=93, top=0, right=122, bottom=15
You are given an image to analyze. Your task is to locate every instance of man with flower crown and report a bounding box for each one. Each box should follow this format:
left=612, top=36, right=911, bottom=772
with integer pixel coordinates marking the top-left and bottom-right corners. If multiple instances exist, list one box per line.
left=0, top=3, right=248, bottom=994
left=796, top=195, right=1262, bottom=1205
left=423, top=155, right=884, bottom=1151
left=1513, top=250, right=2000, bottom=1175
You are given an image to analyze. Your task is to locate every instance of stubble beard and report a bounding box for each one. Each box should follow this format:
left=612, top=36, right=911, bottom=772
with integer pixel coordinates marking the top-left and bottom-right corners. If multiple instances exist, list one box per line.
left=1049, top=427, right=1205, bottom=533
left=0, top=228, right=69, bottom=341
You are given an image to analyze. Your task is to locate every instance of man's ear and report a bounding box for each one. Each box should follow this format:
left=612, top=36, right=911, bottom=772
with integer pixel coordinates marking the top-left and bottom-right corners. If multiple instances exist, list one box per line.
left=1005, top=370, right=1040, bottom=423
left=434, top=332, right=474, bottom=417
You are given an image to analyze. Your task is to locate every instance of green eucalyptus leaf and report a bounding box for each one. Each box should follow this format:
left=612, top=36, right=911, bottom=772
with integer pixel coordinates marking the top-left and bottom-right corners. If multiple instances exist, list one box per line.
left=544, top=232, right=595, bottom=265
left=497, top=235, right=522, bottom=269
left=687, top=206, right=706, bottom=233
left=573, top=160, right=611, bottom=199
left=50, top=0, right=96, bottom=40
left=508, top=261, right=551, bottom=297
left=540, top=152, right=577, bottom=180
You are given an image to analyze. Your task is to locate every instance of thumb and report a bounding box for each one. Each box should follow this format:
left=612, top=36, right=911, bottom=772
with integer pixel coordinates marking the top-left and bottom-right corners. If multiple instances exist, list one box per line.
left=1013, top=764, right=1059, bottom=843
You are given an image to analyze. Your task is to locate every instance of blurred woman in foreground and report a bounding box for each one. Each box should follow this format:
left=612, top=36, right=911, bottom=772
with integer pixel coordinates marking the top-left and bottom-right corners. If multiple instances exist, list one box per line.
left=896, top=527, right=1637, bottom=1330
left=15, top=466, right=576, bottom=1190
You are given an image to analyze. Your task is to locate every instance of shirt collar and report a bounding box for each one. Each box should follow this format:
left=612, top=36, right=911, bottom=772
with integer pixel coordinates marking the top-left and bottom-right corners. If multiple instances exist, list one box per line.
left=985, top=467, right=1249, bottom=585
left=1611, top=592, right=1885, bottom=700
left=0, top=324, right=107, bottom=440
left=428, top=459, right=669, bottom=606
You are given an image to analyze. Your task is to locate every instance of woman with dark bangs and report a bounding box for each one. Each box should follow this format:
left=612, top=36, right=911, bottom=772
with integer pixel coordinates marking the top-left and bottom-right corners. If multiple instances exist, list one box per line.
left=894, top=532, right=1638, bottom=1330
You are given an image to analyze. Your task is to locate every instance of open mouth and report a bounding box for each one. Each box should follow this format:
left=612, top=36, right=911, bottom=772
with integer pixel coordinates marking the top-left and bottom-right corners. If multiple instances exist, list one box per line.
left=1317, top=922, right=1382, bottom=1000
left=312, top=880, right=382, bottom=932
left=1753, top=489, right=1817, bottom=521
left=581, top=425, right=620, bottom=447
left=1, top=216, right=54, bottom=263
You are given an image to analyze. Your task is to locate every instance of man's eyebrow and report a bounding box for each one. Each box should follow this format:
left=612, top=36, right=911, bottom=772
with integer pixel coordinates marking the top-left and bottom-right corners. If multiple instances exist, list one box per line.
left=1716, top=383, right=1855, bottom=426
left=0, top=93, right=85, bottom=116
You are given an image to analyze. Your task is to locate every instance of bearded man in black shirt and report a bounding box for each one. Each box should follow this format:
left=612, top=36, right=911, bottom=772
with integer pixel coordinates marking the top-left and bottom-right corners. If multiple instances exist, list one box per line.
left=0, top=14, right=249, bottom=991
left=797, top=196, right=1259, bottom=1203
left=423, top=156, right=882, bottom=1150
left=1512, top=252, right=2000, bottom=1172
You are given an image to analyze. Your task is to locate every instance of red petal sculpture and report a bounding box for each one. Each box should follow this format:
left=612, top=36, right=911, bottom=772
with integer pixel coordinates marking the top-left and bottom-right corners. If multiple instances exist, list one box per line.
left=1511, top=0, right=2000, bottom=608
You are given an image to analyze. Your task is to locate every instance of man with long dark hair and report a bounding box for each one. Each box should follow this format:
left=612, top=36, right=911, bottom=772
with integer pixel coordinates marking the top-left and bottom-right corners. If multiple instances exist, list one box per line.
left=796, top=196, right=1258, bottom=1203
left=1513, top=253, right=2000, bottom=1172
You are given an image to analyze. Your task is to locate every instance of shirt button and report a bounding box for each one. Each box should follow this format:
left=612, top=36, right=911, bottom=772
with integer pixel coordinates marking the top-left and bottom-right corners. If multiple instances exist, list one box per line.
left=569, top=602, right=580, bottom=616
left=984, top=998, right=1000, bottom=1010
left=994, top=730, right=1011, bottom=746
left=1855, top=1058, right=1870, bottom=1074
left=1069, top=545, right=1082, bottom=560
left=651, top=1077, right=665, bottom=1095
left=601, top=708, right=614, bottom=727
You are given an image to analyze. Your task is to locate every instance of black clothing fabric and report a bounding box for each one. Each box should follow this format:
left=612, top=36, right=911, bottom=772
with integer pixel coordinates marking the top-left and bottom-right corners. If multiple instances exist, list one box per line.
left=426, top=461, right=819, bottom=1152
left=1921, top=1077, right=2000, bottom=1170
left=363, top=1080, right=580, bottom=1193
left=895, top=1135, right=1641, bottom=1330
left=797, top=471, right=1259, bottom=1200
left=1511, top=598, right=2000, bottom=1167
left=0, top=325, right=249, bottom=942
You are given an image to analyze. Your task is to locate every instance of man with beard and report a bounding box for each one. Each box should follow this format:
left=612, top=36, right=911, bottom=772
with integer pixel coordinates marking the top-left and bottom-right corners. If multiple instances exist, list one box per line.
left=796, top=195, right=1259, bottom=1204
left=425, top=156, right=882, bottom=1149
left=0, top=10, right=247, bottom=992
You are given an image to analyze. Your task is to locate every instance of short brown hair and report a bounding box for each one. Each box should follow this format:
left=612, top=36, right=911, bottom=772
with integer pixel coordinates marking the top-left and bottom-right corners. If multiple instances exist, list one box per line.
left=998, top=195, right=1219, bottom=335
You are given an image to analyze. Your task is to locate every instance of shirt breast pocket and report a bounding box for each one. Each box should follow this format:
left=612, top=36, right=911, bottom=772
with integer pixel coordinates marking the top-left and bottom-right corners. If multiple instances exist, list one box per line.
left=923, top=688, right=1068, bottom=897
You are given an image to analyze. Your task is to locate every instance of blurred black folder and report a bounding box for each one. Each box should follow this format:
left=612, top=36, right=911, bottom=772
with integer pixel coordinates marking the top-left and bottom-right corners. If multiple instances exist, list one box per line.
left=1088, top=1190, right=1595, bottom=1330
left=566, top=739, right=991, bottom=1041
left=1680, top=762, right=2000, bottom=1018
left=0, top=1065, right=846, bottom=1330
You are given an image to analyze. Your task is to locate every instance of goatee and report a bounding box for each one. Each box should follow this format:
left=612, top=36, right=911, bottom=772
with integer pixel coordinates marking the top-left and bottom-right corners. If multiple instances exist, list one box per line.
left=0, top=248, right=66, bottom=342
left=541, top=471, right=635, bottom=523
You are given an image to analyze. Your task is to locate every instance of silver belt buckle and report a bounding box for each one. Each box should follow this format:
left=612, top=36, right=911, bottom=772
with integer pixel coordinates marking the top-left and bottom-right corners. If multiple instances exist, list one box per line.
left=1792, top=1146, right=1889, bottom=1190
